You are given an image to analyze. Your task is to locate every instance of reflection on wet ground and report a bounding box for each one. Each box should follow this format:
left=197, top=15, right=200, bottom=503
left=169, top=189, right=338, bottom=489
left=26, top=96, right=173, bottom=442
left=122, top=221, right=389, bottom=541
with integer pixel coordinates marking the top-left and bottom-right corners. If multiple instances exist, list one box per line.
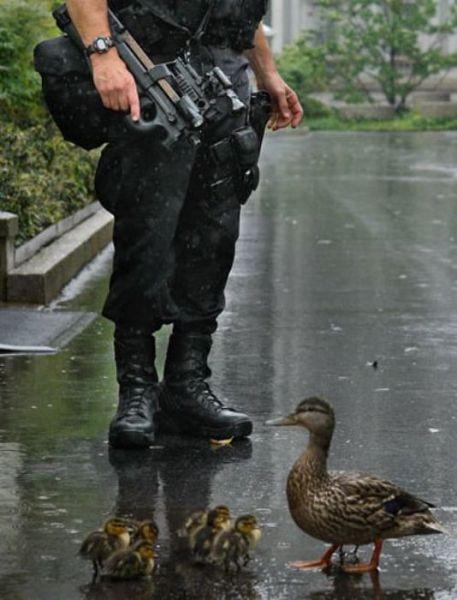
left=1, top=132, right=457, bottom=599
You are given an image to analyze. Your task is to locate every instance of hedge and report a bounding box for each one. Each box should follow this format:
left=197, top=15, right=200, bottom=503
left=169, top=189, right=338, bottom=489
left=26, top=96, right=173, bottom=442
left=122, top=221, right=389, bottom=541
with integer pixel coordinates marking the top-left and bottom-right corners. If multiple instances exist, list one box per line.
left=0, top=0, right=97, bottom=246
left=0, top=120, right=97, bottom=246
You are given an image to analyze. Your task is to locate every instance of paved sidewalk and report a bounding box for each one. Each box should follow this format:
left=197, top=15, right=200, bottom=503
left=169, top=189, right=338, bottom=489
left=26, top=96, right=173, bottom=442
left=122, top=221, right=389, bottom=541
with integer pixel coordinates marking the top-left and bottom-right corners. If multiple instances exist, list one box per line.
left=0, top=132, right=456, bottom=599
left=0, top=306, right=96, bottom=353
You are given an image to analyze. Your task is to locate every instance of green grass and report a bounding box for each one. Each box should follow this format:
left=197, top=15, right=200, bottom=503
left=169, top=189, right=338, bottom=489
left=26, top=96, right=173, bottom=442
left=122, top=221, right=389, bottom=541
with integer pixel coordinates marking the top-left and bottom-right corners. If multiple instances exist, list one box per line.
left=306, top=113, right=457, bottom=131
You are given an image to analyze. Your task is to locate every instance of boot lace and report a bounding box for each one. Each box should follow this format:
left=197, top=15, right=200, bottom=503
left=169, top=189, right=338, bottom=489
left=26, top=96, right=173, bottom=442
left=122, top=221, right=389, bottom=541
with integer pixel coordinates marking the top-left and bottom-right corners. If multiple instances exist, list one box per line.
left=188, top=380, right=224, bottom=412
left=119, top=387, right=153, bottom=420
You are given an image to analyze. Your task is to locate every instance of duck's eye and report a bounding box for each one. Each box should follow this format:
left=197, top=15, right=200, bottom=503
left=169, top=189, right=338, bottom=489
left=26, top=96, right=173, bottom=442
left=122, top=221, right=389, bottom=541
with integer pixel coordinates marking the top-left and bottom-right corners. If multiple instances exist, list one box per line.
left=302, top=407, right=329, bottom=417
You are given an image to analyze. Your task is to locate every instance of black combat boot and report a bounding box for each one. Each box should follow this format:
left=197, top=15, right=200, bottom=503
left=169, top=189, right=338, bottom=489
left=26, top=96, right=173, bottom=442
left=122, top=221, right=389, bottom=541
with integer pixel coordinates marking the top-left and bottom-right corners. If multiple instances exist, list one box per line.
left=159, top=332, right=253, bottom=439
left=108, top=325, right=159, bottom=449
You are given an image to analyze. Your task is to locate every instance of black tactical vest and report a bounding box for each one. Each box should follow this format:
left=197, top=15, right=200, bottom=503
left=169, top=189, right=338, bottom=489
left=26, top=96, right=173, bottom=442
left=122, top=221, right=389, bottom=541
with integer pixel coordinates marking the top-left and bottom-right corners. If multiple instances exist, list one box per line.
left=109, top=0, right=268, bottom=56
left=205, top=0, right=268, bottom=50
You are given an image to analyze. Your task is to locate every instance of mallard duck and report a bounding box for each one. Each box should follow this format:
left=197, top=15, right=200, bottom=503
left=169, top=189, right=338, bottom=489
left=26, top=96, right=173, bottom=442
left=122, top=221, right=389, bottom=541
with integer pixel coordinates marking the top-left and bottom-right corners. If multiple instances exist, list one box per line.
left=212, top=514, right=262, bottom=571
left=193, top=507, right=232, bottom=563
left=130, top=519, right=159, bottom=545
left=267, top=397, right=446, bottom=573
left=103, top=540, right=156, bottom=579
left=79, top=518, right=131, bottom=577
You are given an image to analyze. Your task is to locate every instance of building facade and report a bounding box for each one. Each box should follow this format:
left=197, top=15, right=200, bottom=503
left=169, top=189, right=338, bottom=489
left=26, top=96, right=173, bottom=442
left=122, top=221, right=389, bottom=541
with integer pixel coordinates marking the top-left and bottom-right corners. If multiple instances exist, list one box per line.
left=265, top=0, right=457, bottom=55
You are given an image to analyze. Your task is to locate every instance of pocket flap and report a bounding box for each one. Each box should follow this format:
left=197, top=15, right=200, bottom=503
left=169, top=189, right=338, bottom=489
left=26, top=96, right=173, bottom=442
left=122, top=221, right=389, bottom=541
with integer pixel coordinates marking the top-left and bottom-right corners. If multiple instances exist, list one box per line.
left=34, top=36, right=89, bottom=76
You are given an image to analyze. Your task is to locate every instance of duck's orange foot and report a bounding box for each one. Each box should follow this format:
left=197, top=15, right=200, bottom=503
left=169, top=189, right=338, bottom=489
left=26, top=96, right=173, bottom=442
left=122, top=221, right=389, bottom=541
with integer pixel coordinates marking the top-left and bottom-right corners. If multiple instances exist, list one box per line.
left=342, top=562, right=378, bottom=574
left=289, top=559, right=331, bottom=571
left=289, top=544, right=341, bottom=571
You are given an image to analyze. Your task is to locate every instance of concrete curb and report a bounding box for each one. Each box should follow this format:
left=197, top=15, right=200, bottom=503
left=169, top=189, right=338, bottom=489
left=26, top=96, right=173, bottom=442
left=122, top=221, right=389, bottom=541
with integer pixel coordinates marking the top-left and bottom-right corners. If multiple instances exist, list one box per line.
left=416, top=102, right=457, bottom=118
left=7, top=208, right=113, bottom=305
left=14, top=202, right=101, bottom=267
left=0, top=308, right=97, bottom=354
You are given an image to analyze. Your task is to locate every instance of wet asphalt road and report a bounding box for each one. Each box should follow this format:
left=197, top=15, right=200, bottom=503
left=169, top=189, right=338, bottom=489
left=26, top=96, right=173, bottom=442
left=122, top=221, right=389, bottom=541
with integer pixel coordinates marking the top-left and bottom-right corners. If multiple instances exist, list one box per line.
left=1, top=131, right=457, bottom=599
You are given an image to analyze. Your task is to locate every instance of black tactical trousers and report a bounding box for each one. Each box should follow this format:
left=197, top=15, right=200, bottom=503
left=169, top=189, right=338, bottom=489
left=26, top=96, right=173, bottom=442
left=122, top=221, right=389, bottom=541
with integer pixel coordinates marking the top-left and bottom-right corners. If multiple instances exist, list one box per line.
left=95, top=49, right=252, bottom=334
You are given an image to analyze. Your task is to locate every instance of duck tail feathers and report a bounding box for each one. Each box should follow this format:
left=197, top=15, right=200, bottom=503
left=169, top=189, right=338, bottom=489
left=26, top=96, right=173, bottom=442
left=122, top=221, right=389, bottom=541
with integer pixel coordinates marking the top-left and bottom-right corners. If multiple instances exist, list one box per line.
left=424, top=520, right=448, bottom=535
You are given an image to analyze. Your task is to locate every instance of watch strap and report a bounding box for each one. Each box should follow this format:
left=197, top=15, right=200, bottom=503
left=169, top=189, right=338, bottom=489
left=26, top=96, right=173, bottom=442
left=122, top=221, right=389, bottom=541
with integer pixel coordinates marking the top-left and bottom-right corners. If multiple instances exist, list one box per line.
left=85, top=36, right=115, bottom=57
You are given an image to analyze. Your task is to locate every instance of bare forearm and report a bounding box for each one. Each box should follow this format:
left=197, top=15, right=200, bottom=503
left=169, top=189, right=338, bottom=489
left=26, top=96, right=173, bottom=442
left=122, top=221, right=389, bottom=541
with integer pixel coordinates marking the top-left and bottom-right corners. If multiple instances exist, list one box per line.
left=66, top=0, right=140, bottom=118
left=246, top=24, right=277, bottom=83
left=67, top=0, right=111, bottom=45
left=246, top=23, right=303, bottom=130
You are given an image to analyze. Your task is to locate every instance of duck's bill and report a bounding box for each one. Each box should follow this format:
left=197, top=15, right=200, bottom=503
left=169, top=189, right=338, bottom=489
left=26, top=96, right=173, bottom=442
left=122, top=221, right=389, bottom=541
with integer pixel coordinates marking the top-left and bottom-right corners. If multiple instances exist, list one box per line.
left=265, top=414, right=297, bottom=426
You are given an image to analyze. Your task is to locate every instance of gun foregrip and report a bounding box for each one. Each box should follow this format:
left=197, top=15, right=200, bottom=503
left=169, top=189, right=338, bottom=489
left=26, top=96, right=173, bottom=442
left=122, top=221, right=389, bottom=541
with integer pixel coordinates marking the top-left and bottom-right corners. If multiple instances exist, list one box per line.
left=125, top=97, right=166, bottom=135
left=124, top=97, right=196, bottom=149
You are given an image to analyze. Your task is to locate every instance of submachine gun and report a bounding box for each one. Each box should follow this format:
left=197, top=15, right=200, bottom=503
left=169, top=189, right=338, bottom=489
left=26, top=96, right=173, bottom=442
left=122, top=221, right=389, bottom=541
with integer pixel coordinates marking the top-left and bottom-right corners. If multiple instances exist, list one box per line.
left=35, top=4, right=245, bottom=150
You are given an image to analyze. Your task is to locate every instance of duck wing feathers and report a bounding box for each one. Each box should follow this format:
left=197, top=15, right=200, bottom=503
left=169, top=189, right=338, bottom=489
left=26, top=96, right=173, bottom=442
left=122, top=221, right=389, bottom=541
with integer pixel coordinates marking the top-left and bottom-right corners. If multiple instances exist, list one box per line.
left=331, top=471, right=434, bottom=531
left=79, top=531, right=113, bottom=562
left=104, top=549, right=142, bottom=578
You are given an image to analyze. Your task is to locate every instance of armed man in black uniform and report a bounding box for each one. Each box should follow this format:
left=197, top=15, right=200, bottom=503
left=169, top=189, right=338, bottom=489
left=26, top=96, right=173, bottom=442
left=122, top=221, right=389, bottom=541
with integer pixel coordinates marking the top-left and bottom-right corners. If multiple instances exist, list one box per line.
left=66, top=0, right=303, bottom=449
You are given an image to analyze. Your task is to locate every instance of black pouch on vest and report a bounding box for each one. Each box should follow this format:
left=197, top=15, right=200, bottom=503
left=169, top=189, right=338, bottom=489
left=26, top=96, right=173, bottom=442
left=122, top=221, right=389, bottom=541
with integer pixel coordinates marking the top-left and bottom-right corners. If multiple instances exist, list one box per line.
left=231, top=126, right=260, bottom=168
left=34, top=36, right=129, bottom=150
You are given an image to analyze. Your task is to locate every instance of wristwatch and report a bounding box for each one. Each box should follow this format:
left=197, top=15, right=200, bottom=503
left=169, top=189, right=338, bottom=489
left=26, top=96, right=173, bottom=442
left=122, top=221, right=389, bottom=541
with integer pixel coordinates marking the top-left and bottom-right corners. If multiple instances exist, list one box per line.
left=85, top=36, right=115, bottom=57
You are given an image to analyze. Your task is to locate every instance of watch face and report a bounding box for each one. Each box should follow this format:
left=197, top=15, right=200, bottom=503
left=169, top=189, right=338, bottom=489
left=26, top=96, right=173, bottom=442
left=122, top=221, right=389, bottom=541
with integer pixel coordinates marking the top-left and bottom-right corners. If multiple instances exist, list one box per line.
left=95, top=38, right=107, bottom=51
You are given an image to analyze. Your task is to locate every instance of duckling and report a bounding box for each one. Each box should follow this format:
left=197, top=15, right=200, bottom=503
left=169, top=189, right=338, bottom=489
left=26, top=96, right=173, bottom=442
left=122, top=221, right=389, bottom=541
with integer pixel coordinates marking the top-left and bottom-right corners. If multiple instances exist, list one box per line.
left=103, top=540, right=156, bottom=579
left=79, top=518, right=131, bottom=578
left=213, top=505, right=232, bottom=530
left=193, top=507, right=232, bottom=563
left=131, top=520, right=159, bottom=545
left=267, top=397, right=446, bottom=573
left=178, top=510, right=208, bottom=551
left=212, top=514, right=262, bottom=571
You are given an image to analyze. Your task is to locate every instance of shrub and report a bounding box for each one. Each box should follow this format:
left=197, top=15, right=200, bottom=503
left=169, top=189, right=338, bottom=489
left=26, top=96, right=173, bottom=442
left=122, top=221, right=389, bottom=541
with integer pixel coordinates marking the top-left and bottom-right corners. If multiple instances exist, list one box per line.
left=313, top=0, right=457, bottom=111
left=0, top=0, right=57, bottom=123
left=0, top=0, right=97, bottom=245
left=0, top=120, right=97, bottom=246
left=276, top=37, right=329, bottom=105
left=301, top=96, right=333, bottom=119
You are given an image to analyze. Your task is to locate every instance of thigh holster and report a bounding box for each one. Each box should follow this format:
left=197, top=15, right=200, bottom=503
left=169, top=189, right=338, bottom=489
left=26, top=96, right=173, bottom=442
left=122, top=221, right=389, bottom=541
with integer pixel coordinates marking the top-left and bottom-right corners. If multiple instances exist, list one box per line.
left=207, top=126, right=260, bottom=205
left=205, top=91, right=271, bottom=205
